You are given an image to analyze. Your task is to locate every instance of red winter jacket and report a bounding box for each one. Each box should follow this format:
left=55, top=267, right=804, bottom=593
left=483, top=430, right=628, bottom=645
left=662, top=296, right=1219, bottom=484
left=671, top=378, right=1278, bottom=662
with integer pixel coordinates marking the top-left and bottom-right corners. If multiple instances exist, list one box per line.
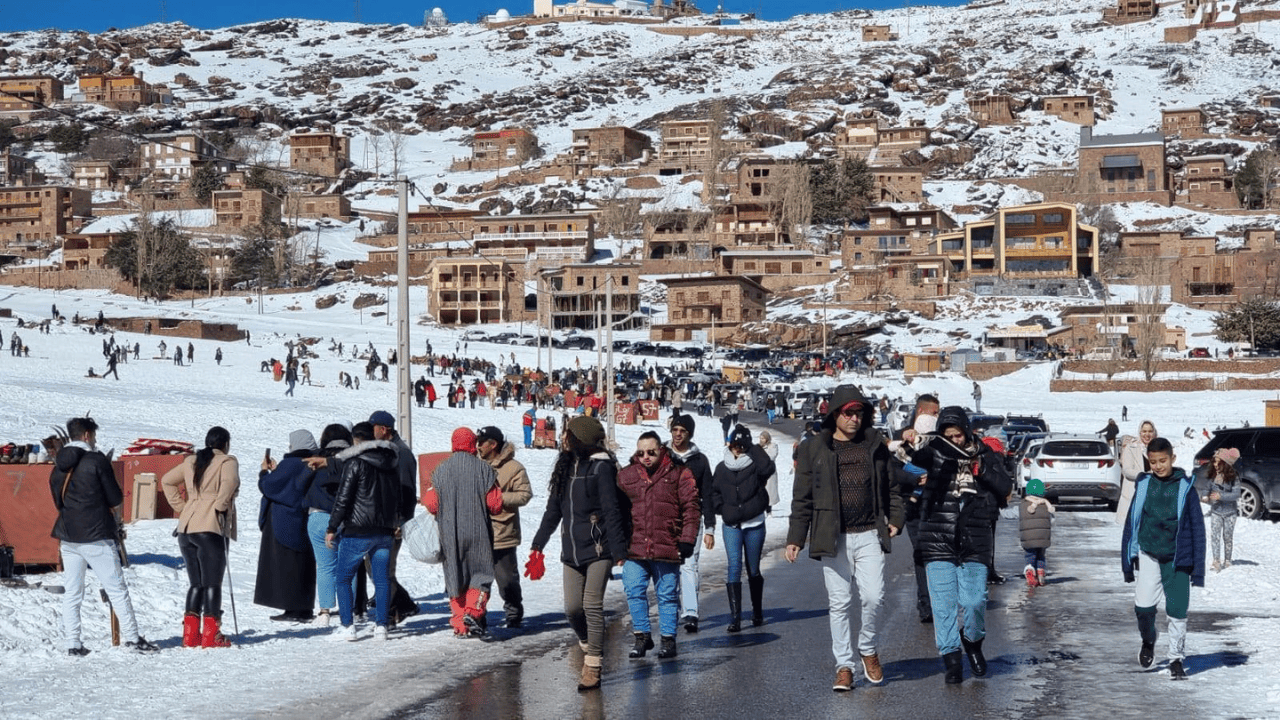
left=616, top=450, right=700, bottom=563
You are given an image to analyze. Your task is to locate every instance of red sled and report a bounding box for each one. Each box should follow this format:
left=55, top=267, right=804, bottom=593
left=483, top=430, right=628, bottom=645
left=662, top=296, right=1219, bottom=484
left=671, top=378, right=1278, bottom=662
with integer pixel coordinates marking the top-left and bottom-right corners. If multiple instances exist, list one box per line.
left=123, top=438, right=196, bottom=455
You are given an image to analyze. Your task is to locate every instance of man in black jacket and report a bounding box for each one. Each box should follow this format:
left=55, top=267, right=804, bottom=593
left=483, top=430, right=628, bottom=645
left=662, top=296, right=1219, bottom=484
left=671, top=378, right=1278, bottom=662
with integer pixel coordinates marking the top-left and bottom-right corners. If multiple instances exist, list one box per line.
left=50, top=417, right=158, bottom=655
left=369, top=410, right=420, bottom=626
left=786, top=385, right=903, bottom=693
left=668, top=414, right=713, bottom=634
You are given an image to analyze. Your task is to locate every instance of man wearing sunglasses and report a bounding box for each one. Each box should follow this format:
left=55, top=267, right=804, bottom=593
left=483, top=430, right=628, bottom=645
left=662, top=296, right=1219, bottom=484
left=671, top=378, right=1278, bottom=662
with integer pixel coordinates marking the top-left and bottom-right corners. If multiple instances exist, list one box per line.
left=787, top=385, right=904, bottom=693
left=616, top=432, right=701, bottom=660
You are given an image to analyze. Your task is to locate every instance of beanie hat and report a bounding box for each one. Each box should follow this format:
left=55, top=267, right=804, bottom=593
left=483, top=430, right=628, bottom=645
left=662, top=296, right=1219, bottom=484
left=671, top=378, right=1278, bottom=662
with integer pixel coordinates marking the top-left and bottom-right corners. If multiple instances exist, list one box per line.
left=671, top=413, right=696, bottom=435
left=288, top=429, right=318, bottom=453
left=568, top=415, right=606, bottom=448
left=1025, top=478, right=1046, bottom=497
left=728, top=424, right=753, bottom=449
left=369, top=410, right=395, bottom=428
left=1214, top=447, right=1241, bottom=465
left=476, top=426, right=504, bottom=447
left=451, top=427, right=477, bottom=453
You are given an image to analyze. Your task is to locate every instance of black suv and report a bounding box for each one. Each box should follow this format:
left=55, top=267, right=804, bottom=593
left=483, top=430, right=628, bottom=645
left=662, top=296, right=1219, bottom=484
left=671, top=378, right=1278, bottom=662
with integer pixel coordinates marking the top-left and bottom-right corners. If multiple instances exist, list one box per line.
left=1194, top=428, right=1280, bottom=519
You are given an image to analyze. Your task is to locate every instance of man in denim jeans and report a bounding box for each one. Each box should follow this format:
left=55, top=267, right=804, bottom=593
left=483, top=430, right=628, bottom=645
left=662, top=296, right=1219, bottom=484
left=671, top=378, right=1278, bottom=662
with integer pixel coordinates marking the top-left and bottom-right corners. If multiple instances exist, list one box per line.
left=787, top=385, right=903, bottom=693
left=326, top=422, right=401, bottom=641
left=50, top=417, right=158, bottom=655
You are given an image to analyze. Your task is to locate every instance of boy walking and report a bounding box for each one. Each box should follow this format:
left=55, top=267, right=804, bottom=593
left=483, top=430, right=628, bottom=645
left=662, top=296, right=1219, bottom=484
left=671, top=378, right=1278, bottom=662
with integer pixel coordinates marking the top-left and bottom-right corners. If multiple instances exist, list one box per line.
left=1120, top=437, right=1205, bottom=680
left=1019, top=479, right=1054, bottom=587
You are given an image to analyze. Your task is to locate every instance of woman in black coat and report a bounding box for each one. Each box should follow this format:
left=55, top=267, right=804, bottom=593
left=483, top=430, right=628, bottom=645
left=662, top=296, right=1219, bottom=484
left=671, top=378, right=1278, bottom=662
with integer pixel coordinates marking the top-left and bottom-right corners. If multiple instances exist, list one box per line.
left=907, top=406, right=1012, bottom=685
left=254, top=429, right=319, bottom=623
left=704, top=425, right=776, bottom=632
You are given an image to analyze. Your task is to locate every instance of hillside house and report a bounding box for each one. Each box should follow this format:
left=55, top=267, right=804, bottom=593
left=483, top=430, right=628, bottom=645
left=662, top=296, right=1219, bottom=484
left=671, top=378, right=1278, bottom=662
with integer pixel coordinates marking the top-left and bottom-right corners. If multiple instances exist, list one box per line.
left=1076, top=127, right=1169, bottom=203
left=652, top=275, right=768, bottom=341
left=1, top=149, right=44, bottom=187
left=284, top=193, right=351, bottom=220
left=1042, top=95, right=1095, bottom=126
left=1179, top=155, right=1237, bottom=209
left=874, top=167, right=923, bottom=203
left=716, top=248, right=831, bottom=291
left=459, top=128, right=539, bottom=171
left=1116, top=230, right=1183, bottom=280
left=0, top=185, right=91, bottom=251
left=875, top=123, right=930, bottom=164
left=61, top=231, right=119, bottom=270
left=657, top=119, right=714, bottom=174
left=288, top=130, right=351, bottom=181
left=840, top=206, right=958, bottom=268
left=931, top=202, right=1100, bottom=288
left=0, top=75, right=63, bottom=118
left=141, top=132, right=219, bottom=181
left=713, top=202, right=789, bottom=246
left=75, top=72, right=164, bottom=110
left=834, top=116, right=881, bottom=159
left=569, top=126, right=652, bottom=167
left=1059, top=304, right=1170, bottom=354
left=642, top=216, right=715, bottom=275
left=1171, top=231, right=1280, bottom=309
left=71, top=160, right=118, bottom=191
left=861, top=24, right=898, bottom=41
left=842, top=254, right=949, bottom=302
left=1106, top=0, right=1158, bottom=24
left=213, top=189, right=282, bottom=230
left=1162, top=107, right=1206, bottom=138
left=473, top=212, right=595, bottom=271
left=968, top=94, right=1016, bottom=126
left=531, top=0, right=698, bottom=19
left=426, top=256, right=526, bottom=325
left=538, top=263, right=641, bottom=331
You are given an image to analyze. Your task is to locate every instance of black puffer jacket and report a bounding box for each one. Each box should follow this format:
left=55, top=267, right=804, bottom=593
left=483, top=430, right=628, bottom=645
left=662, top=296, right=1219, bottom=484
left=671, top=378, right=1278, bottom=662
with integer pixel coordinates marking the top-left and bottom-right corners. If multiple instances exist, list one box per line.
left=531, top=451, right=628, bottom=567
left=706, top=445, right=776, bottom=529
left=909, top=407, right=1013, bottom=566
left=327, top=440, right=401, bottom=536
left=49, top=445, right=122, bottom=543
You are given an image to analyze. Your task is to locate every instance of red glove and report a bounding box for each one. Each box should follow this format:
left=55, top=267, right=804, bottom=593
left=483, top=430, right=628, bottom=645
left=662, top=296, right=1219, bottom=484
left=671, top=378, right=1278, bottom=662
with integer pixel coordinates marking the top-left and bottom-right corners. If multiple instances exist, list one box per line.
left=524, top=550, right=546, bottom=581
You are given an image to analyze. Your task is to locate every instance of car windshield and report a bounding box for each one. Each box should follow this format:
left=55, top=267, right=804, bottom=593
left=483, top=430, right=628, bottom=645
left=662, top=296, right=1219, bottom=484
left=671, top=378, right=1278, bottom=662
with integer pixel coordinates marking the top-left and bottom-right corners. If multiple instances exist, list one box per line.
left=1043, top=441, right=1110, bottom=458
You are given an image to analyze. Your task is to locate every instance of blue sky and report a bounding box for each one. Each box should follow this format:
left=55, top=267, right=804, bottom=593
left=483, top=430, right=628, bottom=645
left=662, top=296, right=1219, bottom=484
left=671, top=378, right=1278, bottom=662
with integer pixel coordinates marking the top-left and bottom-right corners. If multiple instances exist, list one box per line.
left=2, top=0, right=966, bottom=33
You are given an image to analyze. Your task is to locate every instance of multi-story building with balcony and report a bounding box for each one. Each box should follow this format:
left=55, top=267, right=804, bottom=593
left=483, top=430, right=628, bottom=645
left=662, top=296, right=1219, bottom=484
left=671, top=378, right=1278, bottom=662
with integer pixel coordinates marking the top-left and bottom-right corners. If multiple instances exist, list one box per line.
left=652, top=274, right=769, bottom=341
left=288, top=130, right=351, bottom=181
left=1076, top=127, right=1169, bottom=203
left=75, top=72, right=163, bottom=110
left=0, top=184, right=91, bottom=252
left=969, top=94, right=1016, bottom=126
left=931, top=202, right=1099, bottom=288
left=1162, top=107, right=1207, bottom=138
left=213, top=189, right=282, bottom=230
left=426, top=257, right=525, bottom=325
left=569, top=126, right=652, bottom=167
left=71, top=160, right=118, bottom=191
left=0, top=75, right=63, bottom=118
left=142, top=132, right=219, bottom=181
left=538, top=263, right=642, bottom=330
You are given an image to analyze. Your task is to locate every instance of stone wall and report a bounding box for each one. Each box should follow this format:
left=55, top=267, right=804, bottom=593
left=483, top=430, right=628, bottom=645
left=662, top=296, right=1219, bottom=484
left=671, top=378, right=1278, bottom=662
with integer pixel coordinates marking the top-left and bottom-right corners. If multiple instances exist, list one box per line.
left=966, top=361, right=1027, bottom=380
left=1050, top=378, right=1213, bottom=392
left=1063, top=358, right=1280, bottom=375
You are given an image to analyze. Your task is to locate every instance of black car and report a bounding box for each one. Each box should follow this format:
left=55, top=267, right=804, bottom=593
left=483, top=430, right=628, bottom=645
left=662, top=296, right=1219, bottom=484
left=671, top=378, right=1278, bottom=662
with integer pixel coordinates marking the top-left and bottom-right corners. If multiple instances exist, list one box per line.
left=561, top=336, right=595, bottom=350
left=1194, top=428, right=1280, bottom=519
left=1006, top=414, right=1049, bottom=432
left=966, top=413, right=1006, bottom=436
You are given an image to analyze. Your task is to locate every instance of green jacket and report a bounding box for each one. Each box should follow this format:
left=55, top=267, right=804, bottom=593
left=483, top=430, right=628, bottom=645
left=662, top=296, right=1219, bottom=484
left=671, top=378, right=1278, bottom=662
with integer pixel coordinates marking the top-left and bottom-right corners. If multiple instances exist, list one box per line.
left=787, top=428, right=905, bottom=559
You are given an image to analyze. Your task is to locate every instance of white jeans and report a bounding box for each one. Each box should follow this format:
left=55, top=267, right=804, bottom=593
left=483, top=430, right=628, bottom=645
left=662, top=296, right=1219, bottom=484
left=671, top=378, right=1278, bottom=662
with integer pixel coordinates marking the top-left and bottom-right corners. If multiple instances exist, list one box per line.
left=678, top=533, right=702, bottom=619
left=60, top=540, right=140, bottom=649
left=820, top=530, right=885, bottom=669
left=1134, top=551, right=1188, bottom=661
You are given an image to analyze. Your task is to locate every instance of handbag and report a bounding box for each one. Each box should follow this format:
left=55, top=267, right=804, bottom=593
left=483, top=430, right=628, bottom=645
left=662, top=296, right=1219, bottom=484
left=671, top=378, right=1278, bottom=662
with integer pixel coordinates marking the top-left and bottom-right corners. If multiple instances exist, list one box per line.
left=401, top=510, right=443, bottom=564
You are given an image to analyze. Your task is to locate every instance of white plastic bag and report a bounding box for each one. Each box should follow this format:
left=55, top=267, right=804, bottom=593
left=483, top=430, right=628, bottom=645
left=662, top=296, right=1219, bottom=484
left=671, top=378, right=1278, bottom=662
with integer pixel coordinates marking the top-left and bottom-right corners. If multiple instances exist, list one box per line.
left=401, top=510, right=443, bottom=564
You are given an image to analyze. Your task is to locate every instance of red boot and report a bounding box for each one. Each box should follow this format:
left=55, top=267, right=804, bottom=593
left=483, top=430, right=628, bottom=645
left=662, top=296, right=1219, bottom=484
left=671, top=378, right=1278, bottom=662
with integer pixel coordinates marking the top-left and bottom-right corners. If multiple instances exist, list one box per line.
left=182, top=613, right=201, bottom=648
left=201, top=614, right=232, bottom=648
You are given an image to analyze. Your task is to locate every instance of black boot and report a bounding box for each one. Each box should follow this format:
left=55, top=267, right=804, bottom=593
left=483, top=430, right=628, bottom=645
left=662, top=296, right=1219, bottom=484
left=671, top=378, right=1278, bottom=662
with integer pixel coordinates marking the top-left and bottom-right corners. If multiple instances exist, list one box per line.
left=748, top=575, right=764, bottom=627
left=629, top=632, right=654, bottom=658
left=657, top=635, right=677, bottom=659
left=943, top=651, right=964, bottom=684
left=726, top=582, right=742, bottom=633
left=1136, top=606, right=1158, bottom=668
left=961, top=634, right=987, bottom=677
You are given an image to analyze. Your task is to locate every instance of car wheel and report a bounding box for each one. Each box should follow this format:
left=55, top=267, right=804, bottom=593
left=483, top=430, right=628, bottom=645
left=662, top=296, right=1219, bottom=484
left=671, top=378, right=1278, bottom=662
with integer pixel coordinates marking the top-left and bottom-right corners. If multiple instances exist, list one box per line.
left=1106, top=499, right=1118, bottom=513
left=1237, top=483, right=1265, bottom=520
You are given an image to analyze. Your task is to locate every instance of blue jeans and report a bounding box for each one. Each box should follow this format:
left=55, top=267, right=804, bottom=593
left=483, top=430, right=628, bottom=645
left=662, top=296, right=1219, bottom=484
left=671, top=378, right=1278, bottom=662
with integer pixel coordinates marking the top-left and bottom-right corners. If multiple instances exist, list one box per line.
left=307, top=512, right=342, bottom=610
left=925, top=561, right=988, bottom=655
left=622, top=559, right=680, bottom=637
left=335, top=533, right=393, bottom=627
left=722, top=523, right=765, bottom=584
left=1024, top=548, right=1046, bottom=572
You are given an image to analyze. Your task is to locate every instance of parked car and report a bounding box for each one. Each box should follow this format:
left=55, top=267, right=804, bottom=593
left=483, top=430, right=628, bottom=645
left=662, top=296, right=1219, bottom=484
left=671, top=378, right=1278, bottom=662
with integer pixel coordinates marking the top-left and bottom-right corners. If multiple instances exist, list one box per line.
left=1014, top=438, right=1049, bottom=494
left=1006, top=414, right=1049, bottom=432
left=887, top=403, right=915, bottom=434
left=1025, top=435, right=1122, bottom=509
left=460, top=329, right=488, bottom=342
left=1190, top=347, right=1211, bottom=358
left=1193, top=428, right=1280, bottom=519
left=612, top=340, right=632, bottom=352
left=561, top=336, right=596, bottom=351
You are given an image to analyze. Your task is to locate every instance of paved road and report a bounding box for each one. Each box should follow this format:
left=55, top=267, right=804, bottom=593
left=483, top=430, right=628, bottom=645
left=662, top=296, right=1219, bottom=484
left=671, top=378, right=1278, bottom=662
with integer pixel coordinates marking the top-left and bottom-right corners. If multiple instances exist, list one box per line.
left=392, top=414, right=1273, bottom=720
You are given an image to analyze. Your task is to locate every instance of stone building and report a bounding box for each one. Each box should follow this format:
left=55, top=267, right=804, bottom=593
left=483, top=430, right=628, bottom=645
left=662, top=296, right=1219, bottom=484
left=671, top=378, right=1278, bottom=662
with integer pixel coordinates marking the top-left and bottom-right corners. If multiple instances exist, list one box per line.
left=0, top=75, right=63, bottom=118
left=873, top=167, right=923, bottom=203
left=569, top=126, right=652, bottom=167
left=840, top=206, right=958, bottom=268
left=426, top=257, right=526, bottom=325
left=1161, top=107, right=1207, bottom=138
left=538, top=263, right=642, bottom=330
left=75, top=72, right=164, bottom=110
left=61, top=231, right=119, bottom=270
left=1058, top=304, right=1169, bottom=354
left=834, top=115, right=881, bottom=159
left=1178, top=155, right=1236, bottom=209
left=0, top=185, right=91, bottom=250
left=652, top=274, right=769, bottom=341
left=875, top=122, right=930, bottom=164
left=1, top=149, right=44, bottom=187
left=641, top=215, right=715, bottom=275
left=1076, top=127, right=1169, bottom=203
left=716, top=248, right=833, bottom=292
left=285, top=193, right=351, bottom=220
left=1105, top=0, right=1158, bottom=24
left=141, top=132, right=219, bottom=181
left=458, top=128, right=539, bottom=171
left=1170, top=229, right=1280, bottom=309
left=288, top=130, right=351, bottom=181
left=861, top=24, right=898, bottom=41
left=213, top=189, right=282, bottom=230
left=968, top=94, right=1016, bottom=126
left=1042, top=95, right=1095, bottom=126
left=71, top=160, right=117, bottom=191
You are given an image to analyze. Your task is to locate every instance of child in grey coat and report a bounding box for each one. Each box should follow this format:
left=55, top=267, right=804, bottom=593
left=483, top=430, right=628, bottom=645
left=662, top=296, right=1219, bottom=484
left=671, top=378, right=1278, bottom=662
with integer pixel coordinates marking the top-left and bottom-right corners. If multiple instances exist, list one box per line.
left=1020, top=478, right=1054, bottom=587
left=1197, top=447, right=1242, bottom=572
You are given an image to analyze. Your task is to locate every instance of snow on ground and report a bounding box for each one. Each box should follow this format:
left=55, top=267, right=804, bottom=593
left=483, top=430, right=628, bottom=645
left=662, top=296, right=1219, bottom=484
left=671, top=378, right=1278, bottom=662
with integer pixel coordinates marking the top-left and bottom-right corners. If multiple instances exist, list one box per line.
left=1, top=283, right=1278, bottom=717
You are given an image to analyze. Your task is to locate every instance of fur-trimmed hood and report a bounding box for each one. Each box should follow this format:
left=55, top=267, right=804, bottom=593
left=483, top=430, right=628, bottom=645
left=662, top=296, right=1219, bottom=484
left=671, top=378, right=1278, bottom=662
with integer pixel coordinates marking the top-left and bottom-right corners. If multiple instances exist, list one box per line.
left=336, top=439, right=398, bottom=470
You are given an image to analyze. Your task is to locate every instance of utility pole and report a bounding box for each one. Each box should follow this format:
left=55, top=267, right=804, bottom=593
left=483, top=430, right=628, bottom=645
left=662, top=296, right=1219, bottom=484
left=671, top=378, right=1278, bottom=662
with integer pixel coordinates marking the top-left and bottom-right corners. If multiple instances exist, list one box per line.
left=605, top=274, right=615, bottom=444
left=396, top=176, right=412, bottom=448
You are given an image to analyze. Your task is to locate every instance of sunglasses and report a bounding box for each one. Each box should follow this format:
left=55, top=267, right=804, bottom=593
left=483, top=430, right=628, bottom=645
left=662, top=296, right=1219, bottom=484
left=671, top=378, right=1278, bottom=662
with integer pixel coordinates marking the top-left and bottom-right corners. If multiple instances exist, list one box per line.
left=839, top=405, right=863, bottom=418
left=639, top=448, right=661, bottom=457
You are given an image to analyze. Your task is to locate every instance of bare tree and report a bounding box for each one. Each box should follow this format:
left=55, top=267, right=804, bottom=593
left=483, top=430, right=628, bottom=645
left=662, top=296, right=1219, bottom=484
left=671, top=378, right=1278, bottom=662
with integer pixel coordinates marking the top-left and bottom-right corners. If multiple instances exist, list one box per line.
left=1130, top=251, right=1166, bottom=381
left=777, top=160, right=813, bottom=243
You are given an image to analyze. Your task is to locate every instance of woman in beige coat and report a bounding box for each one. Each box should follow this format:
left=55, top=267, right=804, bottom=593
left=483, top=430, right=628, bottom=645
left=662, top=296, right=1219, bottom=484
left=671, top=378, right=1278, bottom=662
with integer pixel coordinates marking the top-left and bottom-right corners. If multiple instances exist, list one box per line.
left=1115, top=420, right=1157, bottom=524
left=162, top=426, right=240, bottom=648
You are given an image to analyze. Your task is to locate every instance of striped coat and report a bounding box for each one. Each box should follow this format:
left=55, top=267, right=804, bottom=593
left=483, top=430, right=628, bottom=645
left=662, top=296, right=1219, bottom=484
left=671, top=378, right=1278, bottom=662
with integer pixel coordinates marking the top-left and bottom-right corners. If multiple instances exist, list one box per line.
left=426, top=452, right=504, bottom=598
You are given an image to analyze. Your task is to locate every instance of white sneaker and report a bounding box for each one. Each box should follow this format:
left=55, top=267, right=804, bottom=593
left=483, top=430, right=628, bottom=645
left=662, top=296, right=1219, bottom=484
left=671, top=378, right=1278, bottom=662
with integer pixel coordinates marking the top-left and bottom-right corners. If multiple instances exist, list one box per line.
left=373, top=625, right=388, bottom=641
left=313, top=610, right=332, bottom=627
left=332, top=624, right=358, bottom=641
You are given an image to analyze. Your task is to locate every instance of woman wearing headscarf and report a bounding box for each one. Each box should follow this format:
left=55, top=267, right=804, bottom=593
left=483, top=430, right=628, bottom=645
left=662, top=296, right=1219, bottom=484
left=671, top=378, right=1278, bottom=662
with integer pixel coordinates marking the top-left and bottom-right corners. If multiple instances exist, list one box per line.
left=1116, top=420, right=1158, bottom=524
left=161, top=426, right=240, bottom=648
left=303, top=424, right=353, bottom=626
left=254, top=429, right=319, bottom=623
left=527, top=416, right=628, bottom=691
left=906, top=407, right=1012, bottom=684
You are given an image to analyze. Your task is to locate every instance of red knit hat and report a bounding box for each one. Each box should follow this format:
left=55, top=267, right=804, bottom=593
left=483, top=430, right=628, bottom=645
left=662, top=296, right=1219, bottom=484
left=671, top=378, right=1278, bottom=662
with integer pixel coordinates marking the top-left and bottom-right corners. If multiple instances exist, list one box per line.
left=451, top=427, right=477, bottom=453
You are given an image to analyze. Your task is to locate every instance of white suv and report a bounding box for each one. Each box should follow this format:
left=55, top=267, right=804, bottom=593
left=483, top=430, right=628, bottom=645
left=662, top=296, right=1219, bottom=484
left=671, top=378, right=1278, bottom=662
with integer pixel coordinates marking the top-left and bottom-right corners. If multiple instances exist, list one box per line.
left=1022, top=434, right=1122, bottom=509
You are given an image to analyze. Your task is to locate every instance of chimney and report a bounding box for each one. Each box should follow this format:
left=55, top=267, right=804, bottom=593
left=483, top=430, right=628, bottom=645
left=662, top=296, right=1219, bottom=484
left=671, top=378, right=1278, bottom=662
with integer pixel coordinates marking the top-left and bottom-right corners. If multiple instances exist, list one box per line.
left=1079, top=126, right=1092, bottom=145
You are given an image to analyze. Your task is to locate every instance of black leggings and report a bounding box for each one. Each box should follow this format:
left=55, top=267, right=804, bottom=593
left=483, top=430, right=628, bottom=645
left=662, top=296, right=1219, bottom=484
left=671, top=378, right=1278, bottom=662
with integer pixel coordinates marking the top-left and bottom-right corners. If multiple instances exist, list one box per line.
left=180, top=532, right=227, bottom=616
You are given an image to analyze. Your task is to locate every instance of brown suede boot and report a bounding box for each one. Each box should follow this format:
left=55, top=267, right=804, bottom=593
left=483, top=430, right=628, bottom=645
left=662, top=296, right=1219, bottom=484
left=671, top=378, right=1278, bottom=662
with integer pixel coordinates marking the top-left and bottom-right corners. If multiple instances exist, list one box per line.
left=578, top=655, right=601, bottom=691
